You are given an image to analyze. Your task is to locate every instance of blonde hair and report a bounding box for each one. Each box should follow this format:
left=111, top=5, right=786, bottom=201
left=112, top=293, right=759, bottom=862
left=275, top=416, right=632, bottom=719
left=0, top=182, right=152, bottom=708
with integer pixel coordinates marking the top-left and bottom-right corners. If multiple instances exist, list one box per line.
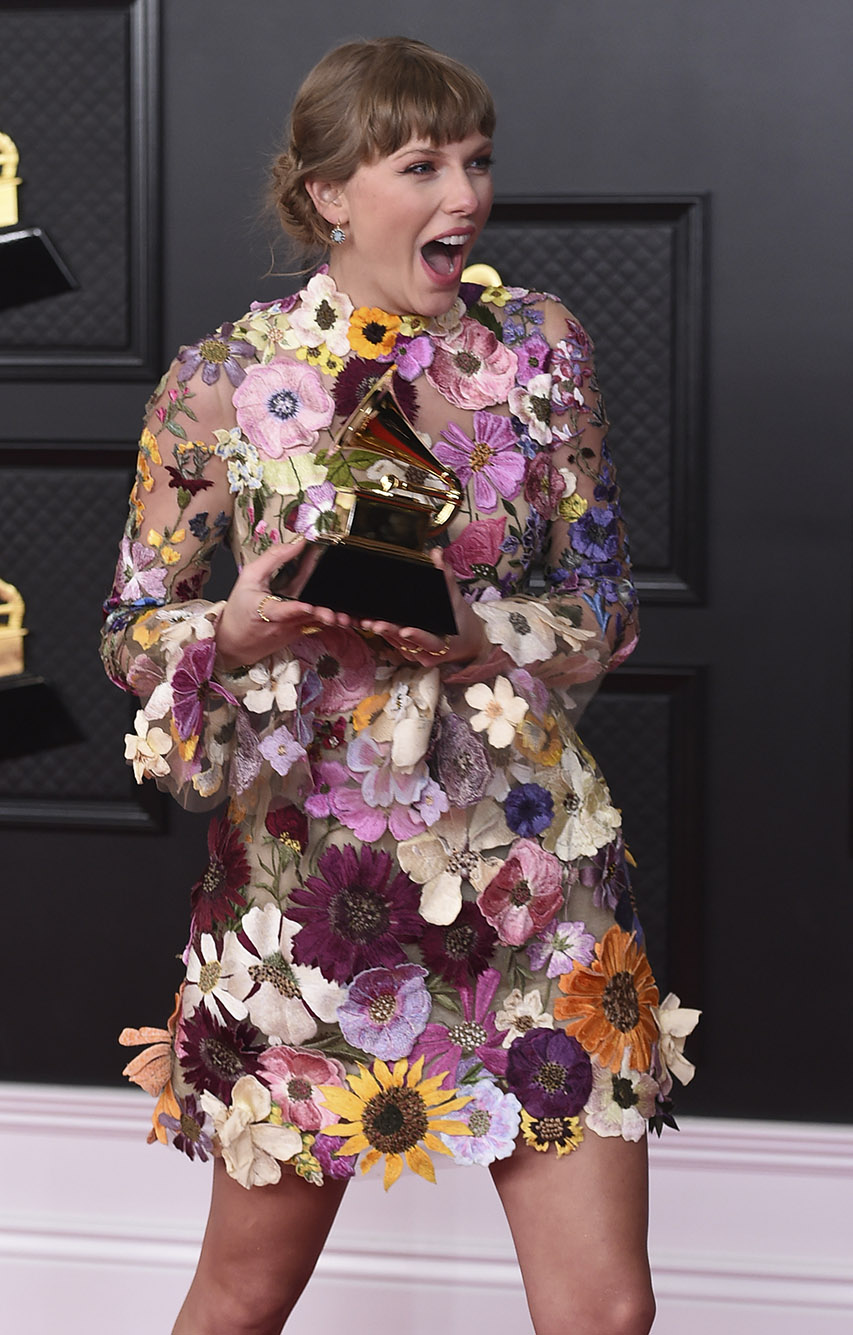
left=270, top=37, right=495, bottom=253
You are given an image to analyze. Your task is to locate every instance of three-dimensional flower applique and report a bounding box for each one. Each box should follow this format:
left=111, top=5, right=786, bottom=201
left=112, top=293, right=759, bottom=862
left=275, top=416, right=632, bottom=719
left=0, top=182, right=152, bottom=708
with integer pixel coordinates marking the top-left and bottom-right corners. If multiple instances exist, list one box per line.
left=396, top=800, right=511, bottom=925
left=583, top=1049, right=659, bottom=1142
left=201, top=1075, right=303, bottom=1189
left=651, top=993, right=701, bottom=1086
left=221, top=902, right=346, bottom=1044
left=124, top=709, right=171, bottom=783
left=281, top=273, right=354, bottom=358
left=318, top=1055, right=472, bottom=1190
left=554, top=924, right=660, bottom=1073
left=119, top=991, right=183, bottom=1146
left=464, top=675, right=528, bottom=748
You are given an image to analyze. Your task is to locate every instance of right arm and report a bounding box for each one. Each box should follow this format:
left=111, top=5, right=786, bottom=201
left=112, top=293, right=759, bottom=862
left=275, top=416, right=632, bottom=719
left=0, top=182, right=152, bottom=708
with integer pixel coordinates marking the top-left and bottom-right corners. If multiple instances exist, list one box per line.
left=101, top=358, right=345, bottom=808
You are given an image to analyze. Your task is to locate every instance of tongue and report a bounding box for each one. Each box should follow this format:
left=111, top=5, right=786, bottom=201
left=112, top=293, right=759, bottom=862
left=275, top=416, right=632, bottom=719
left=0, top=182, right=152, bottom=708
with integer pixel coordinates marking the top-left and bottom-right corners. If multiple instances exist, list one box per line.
left=422, top=240, right=457, bottom=276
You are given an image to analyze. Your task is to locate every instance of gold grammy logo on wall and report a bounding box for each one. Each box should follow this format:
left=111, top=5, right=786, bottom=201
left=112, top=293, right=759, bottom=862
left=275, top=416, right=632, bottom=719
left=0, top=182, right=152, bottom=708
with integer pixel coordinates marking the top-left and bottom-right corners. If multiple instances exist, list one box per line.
left=0, top=127, right=76, bottom=311
left=0, top=578, right=28, bottom=679
left=0, top=132, right=22, bottom=228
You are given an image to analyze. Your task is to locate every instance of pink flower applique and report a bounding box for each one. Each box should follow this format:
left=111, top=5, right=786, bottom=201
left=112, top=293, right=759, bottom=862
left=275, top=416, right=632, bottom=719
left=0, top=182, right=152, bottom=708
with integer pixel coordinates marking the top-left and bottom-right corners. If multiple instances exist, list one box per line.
left=477, top=838, right=565, bottom=947
left=257, top=1046, right=347, bottom=1131
left=171, top=639, right=237, bottom=742
left=293, top=627, right=375, bottom=714
left=444, top=515, right=506, bottom=579
left=233, top=358, right=334, bottom=458
left=413, top=966, right=508, bottom=1083
left=114, top=536, right=168, bottom=602
left=426, top=320, right=518, bottom=410
left=331, top=736, right=428, bottom=843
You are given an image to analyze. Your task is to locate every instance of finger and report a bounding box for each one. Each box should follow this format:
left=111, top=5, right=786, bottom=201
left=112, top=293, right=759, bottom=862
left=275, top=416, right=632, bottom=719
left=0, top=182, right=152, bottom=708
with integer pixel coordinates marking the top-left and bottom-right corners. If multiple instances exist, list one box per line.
left=244, top=538, right=307, bottom=588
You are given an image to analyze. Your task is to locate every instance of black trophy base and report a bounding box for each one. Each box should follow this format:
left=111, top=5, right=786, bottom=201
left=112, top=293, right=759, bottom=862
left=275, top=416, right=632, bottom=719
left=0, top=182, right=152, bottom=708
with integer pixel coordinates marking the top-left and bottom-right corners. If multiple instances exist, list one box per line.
left=0, top=673, right=83, bottom=759
left=275, top=543, right=458, bottom=637
left=0, top=228, right=77, bottom=312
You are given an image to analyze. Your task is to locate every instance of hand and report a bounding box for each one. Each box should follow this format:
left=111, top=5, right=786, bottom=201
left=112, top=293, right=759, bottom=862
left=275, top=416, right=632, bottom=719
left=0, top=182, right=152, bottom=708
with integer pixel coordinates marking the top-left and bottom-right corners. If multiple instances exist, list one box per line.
left=215, top=540, right=352, bottom=670
left=358, top=548, right=489, bottom=668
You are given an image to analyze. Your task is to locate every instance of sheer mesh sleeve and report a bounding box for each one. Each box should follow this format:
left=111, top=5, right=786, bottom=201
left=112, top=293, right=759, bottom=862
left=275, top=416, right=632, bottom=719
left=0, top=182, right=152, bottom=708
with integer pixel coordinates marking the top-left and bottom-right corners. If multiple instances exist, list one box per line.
left=100, top=352, right=257, bottom=809
left=465, top=299, right=639, bottom=715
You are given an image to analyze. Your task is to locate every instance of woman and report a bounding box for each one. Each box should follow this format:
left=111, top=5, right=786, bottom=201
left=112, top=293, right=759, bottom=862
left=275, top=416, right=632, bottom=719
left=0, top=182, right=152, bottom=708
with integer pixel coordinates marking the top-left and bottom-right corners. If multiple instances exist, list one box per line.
left=103, top=36, right=697, bottom=1335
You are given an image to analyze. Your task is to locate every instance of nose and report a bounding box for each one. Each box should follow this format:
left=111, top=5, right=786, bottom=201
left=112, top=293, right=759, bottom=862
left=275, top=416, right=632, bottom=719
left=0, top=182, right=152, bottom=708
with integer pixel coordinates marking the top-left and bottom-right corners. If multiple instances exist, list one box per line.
left=444, top=165, right=479, bottom=216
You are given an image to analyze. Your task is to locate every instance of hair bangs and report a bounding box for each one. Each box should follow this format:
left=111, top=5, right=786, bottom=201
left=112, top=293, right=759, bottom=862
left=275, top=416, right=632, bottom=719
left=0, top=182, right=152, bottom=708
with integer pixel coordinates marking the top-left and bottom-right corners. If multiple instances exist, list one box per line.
left=357, top=47, right=495, bottom=160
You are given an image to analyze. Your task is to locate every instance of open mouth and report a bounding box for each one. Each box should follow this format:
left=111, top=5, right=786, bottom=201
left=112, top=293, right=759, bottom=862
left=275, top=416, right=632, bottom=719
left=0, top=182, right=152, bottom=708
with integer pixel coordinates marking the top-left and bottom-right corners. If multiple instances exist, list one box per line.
left=420, top=234, right=468, bottom=279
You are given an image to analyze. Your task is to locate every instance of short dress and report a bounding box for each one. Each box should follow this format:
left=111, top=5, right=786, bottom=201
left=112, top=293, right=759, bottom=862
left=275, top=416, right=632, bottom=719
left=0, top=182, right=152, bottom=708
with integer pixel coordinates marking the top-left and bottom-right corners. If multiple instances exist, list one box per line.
left=102, top=272, right=699, bottom=1191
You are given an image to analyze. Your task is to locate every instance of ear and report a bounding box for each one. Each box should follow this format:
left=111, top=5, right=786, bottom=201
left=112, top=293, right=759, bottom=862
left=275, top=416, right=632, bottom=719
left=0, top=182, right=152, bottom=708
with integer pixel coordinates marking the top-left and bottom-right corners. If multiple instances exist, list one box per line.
left=305, top=178, right=346, bottom=227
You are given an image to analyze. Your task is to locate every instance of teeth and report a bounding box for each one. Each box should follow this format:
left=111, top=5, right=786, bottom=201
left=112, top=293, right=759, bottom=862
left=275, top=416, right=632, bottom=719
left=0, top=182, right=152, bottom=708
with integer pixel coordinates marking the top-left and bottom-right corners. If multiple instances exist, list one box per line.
left=435, top=235, right=467, bottom=246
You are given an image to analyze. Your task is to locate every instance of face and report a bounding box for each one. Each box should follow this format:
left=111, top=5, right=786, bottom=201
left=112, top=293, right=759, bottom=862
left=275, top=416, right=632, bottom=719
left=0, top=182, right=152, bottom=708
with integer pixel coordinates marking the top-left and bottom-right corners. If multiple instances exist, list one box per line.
left=312, top=131, right=494, bottom=318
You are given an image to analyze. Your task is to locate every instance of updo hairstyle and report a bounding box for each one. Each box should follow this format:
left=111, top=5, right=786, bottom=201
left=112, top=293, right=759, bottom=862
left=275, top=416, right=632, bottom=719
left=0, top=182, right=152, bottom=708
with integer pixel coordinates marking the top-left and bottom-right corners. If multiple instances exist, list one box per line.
left=270, top=36, right=495, bottom=254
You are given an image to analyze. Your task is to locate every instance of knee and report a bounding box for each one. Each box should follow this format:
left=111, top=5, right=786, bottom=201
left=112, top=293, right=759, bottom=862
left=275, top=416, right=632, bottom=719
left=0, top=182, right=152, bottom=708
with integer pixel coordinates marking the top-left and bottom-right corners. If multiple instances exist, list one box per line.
left=183, top=1256, right=312, bottom=1335
left=605, top=1288, right=656, bottom=1335
left=534, top=1286, right=656, bottom=1335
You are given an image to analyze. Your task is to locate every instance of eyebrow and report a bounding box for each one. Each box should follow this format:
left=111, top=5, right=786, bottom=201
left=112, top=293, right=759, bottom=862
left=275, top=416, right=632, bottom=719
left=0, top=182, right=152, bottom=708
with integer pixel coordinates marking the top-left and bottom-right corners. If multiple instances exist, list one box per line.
left=395, top=140, right=492, bottom=159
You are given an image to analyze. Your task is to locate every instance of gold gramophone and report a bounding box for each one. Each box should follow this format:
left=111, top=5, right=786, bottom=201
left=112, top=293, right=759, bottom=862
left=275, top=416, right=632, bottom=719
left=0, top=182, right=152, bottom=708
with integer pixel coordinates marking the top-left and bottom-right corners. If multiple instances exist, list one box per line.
left=271, top=367, right=463, bottom=635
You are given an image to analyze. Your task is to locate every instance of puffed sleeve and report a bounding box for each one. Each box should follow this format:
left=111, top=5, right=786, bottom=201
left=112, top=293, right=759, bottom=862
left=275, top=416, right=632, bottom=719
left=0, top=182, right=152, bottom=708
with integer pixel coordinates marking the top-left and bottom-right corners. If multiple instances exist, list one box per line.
left=101, top=336, right=268, bottom=809
left=464, top=298, right=639, bottom=717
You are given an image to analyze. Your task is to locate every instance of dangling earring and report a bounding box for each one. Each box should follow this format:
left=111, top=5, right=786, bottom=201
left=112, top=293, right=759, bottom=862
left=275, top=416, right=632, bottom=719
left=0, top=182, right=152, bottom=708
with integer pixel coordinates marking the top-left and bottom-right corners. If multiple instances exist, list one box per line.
left=330, top=224, right=346, bottom=245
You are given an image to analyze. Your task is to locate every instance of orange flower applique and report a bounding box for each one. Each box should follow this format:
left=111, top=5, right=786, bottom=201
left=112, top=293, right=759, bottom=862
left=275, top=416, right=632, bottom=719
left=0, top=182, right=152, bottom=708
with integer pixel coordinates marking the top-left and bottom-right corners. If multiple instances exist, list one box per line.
left=348, top=307, right=401, bottom=359
left=119, top=990, right=182, bottom=1144
left=553, top=925, right=659, bottom=1073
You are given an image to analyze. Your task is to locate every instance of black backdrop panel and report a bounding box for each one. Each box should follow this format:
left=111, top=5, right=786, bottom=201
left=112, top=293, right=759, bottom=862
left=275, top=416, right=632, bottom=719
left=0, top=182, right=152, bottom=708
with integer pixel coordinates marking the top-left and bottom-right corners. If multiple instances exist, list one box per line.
left=0, top=449, right=163, bottom=829
left=472, top=198, right=706, bottom=603
left=0, top=0, right=159, bottom=377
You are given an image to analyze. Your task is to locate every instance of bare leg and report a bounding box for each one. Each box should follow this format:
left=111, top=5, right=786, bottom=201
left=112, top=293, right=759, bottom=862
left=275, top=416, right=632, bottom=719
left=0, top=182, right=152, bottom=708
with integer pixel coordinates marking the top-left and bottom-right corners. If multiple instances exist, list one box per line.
left=173, top=1161, right=348, bottom=1335
left=490, top=1129, right=655, bottom=1335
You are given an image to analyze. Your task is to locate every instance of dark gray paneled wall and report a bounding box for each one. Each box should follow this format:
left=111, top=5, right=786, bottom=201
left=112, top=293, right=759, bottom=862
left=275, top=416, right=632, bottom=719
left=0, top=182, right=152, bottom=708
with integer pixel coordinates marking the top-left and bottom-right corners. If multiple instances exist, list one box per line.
left=2, top=0, right=851, bottom=1121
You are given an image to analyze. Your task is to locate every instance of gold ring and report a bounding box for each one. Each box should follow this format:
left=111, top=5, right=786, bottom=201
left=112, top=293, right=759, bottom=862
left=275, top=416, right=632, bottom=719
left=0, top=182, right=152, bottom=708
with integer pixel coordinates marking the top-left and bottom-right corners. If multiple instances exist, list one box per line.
left=257, top=593, right=282, bottom=623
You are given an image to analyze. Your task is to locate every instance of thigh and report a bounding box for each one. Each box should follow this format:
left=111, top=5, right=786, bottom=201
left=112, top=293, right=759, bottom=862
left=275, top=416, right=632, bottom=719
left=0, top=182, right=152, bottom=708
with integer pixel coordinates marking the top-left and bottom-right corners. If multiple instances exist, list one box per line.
left=489, top=1129, right=653, bottom=1335
left=174, top=1161, right=349, bottom=1335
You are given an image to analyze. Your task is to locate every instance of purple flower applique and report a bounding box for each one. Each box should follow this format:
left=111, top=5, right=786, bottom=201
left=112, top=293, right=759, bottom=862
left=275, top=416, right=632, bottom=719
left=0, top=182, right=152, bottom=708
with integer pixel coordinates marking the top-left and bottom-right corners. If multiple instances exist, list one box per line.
left=393, top=334, right=434, bottom=381
left=331, top=736, right=428, bottom=843
left=419, top=901, right=498, bottom=987
left=304, top=758, right=350, bottom=818
left=439, top=1078, right=522, bottom=1166
left=292, top=668, right=323, bottom=748
left=177, top=1007, right=263, bottom=1103
left=508, top=668, right=550, bottom=716
left=258, top=724, right=307, bottom=777
left=571, top=504, right=620, bottom=563
left=431, top=713, right=493, bottom=808
left=504, top=783, right=555, bottom=838
left=114, top=536, right=168, bottom=603
left=506, top=1027, right=592, bottom=1119
left=177, top=322, right=255, bottom=387
left=337, top=963, right=431, bottom=1060
left=434, top=411, right=524, bottom=513
left=288, top=843, right=423, bottom=984
left=158, top=1093, right=214, bottom=1162
left=171, top=639, right=237, bottom=741
left=294, top=481, right=338, bottom=542
left=414, top=967, right=509, bottom=1084
left=527, top=920, right=596, bottom=978
left=312, top=1132, right=358, bottom=1180
left=579, top=835, right=632, bottom=911
left=515, top=332, right=551, bottom=387
left=332, top=358, right=418, bottom=420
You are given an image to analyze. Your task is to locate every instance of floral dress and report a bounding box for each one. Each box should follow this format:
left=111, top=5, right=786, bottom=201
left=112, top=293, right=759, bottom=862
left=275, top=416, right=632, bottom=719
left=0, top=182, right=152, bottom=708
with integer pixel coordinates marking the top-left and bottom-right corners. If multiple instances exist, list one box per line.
left=103, top=271, right=699, bottom=1191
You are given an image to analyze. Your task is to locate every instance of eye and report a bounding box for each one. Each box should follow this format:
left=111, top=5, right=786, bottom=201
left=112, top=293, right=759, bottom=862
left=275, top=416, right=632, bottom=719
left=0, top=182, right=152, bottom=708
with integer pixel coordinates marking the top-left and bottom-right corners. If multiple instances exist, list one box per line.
left=469, top=155, right=494, bottom=173
left=404, top=161, right=436, bottom=176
